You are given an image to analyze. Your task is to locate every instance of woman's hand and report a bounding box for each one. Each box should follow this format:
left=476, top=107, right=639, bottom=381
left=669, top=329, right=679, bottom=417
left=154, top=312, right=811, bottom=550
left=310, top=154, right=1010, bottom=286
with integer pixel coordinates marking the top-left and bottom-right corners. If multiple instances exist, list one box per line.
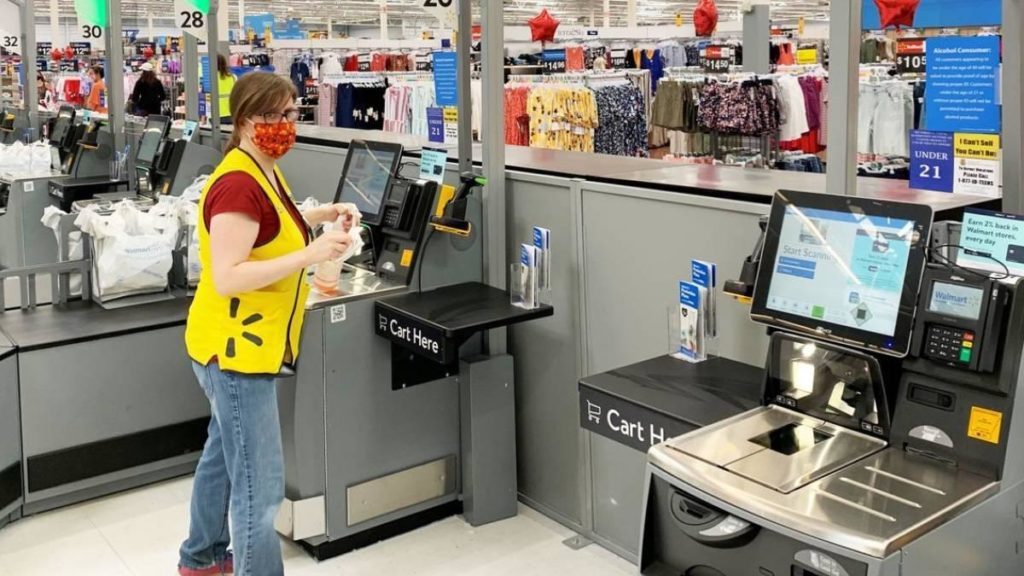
left=303, top=229, right=353, bottom=266
left=304, top=203, right=362, bottom=230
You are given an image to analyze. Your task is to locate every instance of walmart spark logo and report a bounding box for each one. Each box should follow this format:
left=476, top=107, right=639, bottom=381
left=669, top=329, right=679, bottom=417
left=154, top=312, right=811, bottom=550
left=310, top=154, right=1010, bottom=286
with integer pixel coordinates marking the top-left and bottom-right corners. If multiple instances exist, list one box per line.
left=225, top=298, right=264, bottom=359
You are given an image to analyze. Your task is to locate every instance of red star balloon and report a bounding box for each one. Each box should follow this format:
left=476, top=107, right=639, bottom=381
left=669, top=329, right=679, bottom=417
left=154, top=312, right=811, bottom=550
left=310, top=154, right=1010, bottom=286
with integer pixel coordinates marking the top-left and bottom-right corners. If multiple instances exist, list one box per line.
left=694, top=0, right=719, bottom=37
left=873, top=0, right=920, bottom=29
left=50, top=48, right=63, bottom=62
left=143, top=46, right=155, bottom=59
left=63, top=46, right=75, bottom=60
left=529, top=9, right=560, bottom=44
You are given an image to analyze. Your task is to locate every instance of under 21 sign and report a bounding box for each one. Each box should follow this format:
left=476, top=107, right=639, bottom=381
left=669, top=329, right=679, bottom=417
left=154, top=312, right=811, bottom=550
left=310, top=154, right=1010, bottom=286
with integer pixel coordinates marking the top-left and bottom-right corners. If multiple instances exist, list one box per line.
left=910, top=130, right=954, bottom=193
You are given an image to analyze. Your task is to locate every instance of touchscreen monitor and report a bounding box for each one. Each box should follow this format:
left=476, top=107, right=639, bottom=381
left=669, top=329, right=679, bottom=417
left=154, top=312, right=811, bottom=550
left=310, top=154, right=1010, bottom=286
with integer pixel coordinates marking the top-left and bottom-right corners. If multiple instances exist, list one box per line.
left=49, top=106, right=75, bottom=147
left=334, top=140, right=403, bottom=225
left=136, top=115, right=170, bottom=167
left=751, top=190, right=932, bottom=357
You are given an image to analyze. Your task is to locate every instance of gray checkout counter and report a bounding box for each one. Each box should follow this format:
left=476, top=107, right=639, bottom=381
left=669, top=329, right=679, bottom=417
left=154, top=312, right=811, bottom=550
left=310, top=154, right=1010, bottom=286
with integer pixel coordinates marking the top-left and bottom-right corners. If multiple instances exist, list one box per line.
left=0, top=299, right=209, bottom=515
left=578, top=356, right=761, bottom=557
left=640, top=192, right=1024, bottom=575
left=0, top=331, right=19, bottom=528
left=272, top=140, right=553, bottom=558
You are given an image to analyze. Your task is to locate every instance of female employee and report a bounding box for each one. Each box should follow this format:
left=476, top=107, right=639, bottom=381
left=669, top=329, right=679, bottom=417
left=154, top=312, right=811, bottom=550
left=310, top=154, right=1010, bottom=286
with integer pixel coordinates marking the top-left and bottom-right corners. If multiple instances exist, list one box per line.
left=178, top=72, right=357, bottom=576
left=85, top=65, right=107, bottom=114
left=217, top=54, right=236, bottom=124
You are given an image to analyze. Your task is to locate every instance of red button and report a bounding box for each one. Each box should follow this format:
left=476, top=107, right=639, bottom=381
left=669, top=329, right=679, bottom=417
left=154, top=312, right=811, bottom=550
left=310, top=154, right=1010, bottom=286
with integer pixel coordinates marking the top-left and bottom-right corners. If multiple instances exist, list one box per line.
left=964, top=332, right=975, bottom=342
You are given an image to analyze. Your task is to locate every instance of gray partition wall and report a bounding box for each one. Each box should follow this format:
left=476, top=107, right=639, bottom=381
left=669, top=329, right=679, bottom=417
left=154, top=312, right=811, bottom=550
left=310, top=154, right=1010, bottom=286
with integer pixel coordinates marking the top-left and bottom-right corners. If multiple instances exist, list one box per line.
left=505, top=171, right=773, bottom=552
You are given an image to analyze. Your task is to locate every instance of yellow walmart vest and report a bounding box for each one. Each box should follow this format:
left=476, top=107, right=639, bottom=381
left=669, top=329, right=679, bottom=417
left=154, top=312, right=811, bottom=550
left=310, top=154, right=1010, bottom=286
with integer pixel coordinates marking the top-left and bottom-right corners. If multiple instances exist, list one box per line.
left=185, top=148, right=311, bottom=375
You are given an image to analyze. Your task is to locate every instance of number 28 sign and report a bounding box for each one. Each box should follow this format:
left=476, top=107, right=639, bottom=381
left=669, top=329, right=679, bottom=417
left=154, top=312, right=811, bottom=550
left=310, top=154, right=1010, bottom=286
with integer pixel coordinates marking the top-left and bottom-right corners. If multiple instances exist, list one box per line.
left=174, top=0, right=209, bottom=41
left=422, top=0, right=457, bottom=29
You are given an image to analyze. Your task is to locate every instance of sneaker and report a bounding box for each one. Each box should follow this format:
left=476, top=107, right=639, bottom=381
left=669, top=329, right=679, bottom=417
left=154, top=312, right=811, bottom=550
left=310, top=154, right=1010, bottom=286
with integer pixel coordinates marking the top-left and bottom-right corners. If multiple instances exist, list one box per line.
left=178, top=556, right=233, bottom=576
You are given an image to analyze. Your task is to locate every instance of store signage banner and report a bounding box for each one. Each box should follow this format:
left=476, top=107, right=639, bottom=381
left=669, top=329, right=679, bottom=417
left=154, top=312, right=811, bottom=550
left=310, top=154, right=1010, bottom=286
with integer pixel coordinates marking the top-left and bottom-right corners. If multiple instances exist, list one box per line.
left=954, top=133, right=1001, bottom=197
left=244, top=14, right=275, bottom=43
left=896, top=38, right=926, bottom=75
left=374, top=305, right=448, bottom=364
left=924, top=36, right=1000, bottom=134
left=910, top=130, right=955, bottom=192
left=796, top=47, right=818, bottom=65
left=432, top=51, right=458, bottom=107
left=862, top=0, right=1001, bottom=29
left=274, top=19, right=305, bottom=40
left=578, top=386, right=693, bottom=453
left=426, top=107, right=444, bottom=143
left=74, top=0, right=106, bottom=41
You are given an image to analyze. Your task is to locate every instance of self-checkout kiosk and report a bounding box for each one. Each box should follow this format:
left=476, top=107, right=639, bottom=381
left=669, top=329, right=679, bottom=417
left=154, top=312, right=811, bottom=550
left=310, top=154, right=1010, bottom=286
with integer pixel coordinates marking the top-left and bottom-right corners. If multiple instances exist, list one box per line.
left=640, top=190, right=1024, bottom=576
left=275, top=139, right=551, bottom=558
left=48, top=118, right=128, bottom=211
left=145, top=121, right=221, bottom=195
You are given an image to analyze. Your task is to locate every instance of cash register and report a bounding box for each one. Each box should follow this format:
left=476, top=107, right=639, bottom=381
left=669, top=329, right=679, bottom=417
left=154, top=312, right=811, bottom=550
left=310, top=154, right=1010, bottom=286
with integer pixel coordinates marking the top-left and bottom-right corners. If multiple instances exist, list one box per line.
left=333, top=140, right=437, bottom=283
left=48, top=119, right=129, bottom=211
left=640, top=191, right=1024, bottom=576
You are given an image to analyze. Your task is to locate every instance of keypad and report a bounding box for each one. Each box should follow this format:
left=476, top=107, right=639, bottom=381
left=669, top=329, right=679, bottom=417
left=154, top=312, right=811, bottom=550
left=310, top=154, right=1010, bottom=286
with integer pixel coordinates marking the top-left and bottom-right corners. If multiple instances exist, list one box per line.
left=383, top=207, right=400, bottom=228
left=926, top=325, right=974, bottom=364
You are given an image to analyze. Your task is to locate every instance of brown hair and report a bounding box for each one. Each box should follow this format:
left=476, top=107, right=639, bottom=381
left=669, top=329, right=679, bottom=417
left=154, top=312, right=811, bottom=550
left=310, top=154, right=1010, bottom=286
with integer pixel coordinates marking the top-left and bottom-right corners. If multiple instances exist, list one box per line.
left=217, top=54, right=230, bottom=78
left=140, top=70, right=158, bottom=84
left=89, top=65, right=104, bottom=79
left=226, top=72, right=297, bottom=152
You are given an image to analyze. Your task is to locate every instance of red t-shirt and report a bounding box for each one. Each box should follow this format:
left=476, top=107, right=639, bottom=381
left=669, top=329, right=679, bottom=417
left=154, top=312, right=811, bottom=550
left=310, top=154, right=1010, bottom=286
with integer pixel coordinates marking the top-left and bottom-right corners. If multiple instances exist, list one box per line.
left=203, top=171, right=310, bottom=246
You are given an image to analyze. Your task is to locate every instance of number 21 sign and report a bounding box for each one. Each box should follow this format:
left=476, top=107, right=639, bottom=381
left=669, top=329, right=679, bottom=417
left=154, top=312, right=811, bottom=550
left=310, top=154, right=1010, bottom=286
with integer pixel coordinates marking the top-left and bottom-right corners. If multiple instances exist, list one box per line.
left=910, top=130, right=954, bottom=193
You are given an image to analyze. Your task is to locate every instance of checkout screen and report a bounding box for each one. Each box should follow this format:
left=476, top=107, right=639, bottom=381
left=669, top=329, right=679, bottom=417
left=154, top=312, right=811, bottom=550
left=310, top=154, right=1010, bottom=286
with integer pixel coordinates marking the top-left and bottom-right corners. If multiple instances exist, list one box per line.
left=338, top=146, right=397, bottom=220
left=766, top=206, right=915, bottom=337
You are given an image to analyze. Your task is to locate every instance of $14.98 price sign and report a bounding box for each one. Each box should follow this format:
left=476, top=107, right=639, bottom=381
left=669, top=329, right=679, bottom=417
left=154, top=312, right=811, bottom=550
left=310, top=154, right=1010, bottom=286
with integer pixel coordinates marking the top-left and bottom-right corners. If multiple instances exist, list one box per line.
left=896, top=38, right=926, bottom=75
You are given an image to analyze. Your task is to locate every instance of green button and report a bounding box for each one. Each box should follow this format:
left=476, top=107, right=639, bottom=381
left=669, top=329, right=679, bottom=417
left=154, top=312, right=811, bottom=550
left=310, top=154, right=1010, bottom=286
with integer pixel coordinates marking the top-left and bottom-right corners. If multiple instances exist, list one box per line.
left=812, top=305, right=825, bottom=319
left=960, top=349, right=972, bottom=362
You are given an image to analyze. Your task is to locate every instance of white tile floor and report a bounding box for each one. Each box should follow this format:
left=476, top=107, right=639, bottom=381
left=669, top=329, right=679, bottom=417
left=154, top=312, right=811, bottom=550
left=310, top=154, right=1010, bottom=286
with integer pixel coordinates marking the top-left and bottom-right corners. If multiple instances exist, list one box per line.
left=0, top=476, right=636, bottom=576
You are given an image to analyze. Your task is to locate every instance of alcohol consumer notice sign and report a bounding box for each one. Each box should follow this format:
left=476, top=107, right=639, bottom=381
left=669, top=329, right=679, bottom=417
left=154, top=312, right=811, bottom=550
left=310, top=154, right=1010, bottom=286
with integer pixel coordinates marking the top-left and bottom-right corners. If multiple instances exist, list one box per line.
left=924, top=36, right=1000, bottom=134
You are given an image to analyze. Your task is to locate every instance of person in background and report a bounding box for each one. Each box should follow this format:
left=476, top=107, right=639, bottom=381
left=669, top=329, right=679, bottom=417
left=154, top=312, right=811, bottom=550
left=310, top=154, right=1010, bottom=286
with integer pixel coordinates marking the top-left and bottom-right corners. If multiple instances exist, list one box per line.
left=85, top=65, right=107, bottom=114
left=217, top=54, right=236, bottom=124
left=36, top=73, right=54, bottom=110
left=178, top=72, right=358, bottom=576
left=129, top=63, right=167, bottom=116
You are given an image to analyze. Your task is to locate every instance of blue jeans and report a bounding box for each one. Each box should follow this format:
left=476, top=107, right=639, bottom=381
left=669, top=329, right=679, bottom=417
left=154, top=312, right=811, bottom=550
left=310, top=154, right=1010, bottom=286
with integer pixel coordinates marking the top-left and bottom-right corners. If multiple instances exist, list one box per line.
left=180, top=362, right=285, bottom=576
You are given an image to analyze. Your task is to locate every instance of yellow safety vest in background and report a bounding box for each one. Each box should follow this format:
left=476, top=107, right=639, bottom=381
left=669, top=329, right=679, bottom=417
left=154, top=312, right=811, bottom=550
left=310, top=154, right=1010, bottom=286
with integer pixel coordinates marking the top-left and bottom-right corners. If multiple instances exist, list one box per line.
left=185, top=148, right=310, bottom=375
left=218, top=73, right=236, bottom=118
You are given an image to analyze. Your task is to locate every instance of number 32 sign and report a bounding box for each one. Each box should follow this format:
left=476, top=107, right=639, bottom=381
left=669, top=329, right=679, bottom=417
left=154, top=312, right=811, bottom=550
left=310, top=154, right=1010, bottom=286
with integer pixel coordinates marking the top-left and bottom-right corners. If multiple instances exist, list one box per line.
left=422, top=0, right=458, bottom=29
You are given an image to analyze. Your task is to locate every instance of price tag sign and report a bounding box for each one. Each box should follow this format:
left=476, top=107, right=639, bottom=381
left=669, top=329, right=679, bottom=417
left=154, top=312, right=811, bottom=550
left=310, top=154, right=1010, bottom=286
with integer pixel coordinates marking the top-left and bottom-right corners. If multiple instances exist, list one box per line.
left=75, top=0, right=107, bottom=42
left=700, top=46, right=732, bottom=73
left=543, top=59, right=566, bottom=74
left=421, top=0, right=457, bottom=29
left=896, top=38, right=926, bottom=75
left=70, top=42, right=92, bottom=56
left=175, top=0, right=210, bottom=41
left=36, top=42, right=52, bottom=58
left=135, top=41, right=156, bottom=56
left=910, top=130, right=954, bottom=192
left=796, top=47, right=818, bottom=65
left=426, top=107, right=444, bottom=143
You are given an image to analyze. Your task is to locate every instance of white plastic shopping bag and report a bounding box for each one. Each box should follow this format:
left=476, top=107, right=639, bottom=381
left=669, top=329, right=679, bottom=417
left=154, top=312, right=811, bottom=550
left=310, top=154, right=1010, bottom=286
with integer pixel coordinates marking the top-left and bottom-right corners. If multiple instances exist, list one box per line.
left=41, top=205, right=86, bottom=294
left=74, top=200, right=179, bottom=300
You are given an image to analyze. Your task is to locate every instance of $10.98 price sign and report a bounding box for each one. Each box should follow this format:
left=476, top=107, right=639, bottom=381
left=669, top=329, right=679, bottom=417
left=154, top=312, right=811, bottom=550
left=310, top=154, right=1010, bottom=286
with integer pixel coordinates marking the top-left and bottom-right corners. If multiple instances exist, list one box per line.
left=896, top=38, right=926, bottom=75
